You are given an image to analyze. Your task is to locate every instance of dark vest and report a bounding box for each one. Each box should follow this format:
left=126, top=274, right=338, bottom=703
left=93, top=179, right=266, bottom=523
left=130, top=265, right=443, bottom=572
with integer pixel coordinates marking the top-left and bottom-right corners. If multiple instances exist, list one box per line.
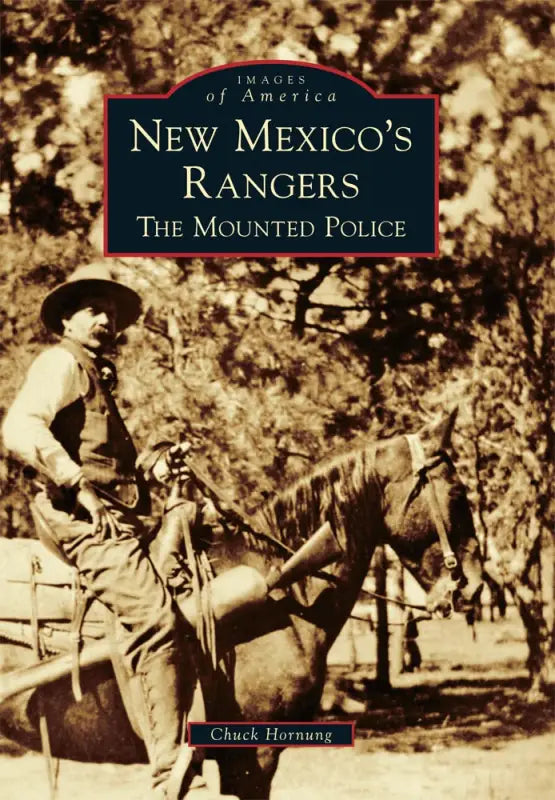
left=49, top=338, right=150, bottom=513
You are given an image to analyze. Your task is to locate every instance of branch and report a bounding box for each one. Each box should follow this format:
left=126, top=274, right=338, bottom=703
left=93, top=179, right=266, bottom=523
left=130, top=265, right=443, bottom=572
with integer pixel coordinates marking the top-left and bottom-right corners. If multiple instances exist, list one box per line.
left=167, top=310, right=187, bottom=375
left=297, top=320, right=345, bottom=337
left=277, top=448, right=312, bottom=461
left=143, top=321, right=172, bottom=344
left=456, top=433, right=521, bottom=457
left=293, top=263, right=333, bottom=337
left=251, top=309, right=294, bottom=327
left=396, top=374, right=435, bottom=419
left=308, top=301, right=371, bottom=313
left=252, top=307, right=343, bottom=338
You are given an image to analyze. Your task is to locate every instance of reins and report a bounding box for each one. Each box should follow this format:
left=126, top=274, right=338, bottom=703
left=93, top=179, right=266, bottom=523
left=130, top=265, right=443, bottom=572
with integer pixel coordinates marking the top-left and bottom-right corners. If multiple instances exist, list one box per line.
left=360, top=588, right=429, bottom=614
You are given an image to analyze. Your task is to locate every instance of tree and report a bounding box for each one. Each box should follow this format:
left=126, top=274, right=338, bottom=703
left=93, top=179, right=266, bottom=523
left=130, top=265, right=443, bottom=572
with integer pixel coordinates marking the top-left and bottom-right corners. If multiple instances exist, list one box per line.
left=1, top=0, right=552, bottom=691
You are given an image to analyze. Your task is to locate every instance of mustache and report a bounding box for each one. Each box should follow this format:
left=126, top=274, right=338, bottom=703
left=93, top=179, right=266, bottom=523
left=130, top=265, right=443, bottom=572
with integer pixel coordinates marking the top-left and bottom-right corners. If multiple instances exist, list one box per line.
left=93, top=325, right=113, bottom=337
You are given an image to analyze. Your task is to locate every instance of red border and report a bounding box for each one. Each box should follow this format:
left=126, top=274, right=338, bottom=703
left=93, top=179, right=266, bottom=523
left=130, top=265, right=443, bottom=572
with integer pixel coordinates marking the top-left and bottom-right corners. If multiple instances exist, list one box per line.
left=104, top=60, right=439, bottom=259
left=186, top=720, right=356, bottom=748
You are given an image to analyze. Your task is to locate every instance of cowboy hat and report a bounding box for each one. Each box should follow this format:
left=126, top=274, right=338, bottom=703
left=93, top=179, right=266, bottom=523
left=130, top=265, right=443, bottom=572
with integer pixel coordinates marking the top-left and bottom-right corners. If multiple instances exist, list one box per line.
left=40, top=262, right=142, bottom=335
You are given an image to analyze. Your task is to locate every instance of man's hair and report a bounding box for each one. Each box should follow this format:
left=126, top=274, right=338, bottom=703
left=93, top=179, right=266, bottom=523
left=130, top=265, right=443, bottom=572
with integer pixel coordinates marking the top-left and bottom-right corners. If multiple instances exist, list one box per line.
left=60, top=292, right=115, bottom=322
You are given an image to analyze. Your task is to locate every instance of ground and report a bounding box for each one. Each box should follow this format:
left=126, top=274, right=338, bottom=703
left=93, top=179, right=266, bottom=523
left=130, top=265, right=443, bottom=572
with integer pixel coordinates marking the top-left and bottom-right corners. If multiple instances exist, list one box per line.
left=0, top=610, right=553, bottom=799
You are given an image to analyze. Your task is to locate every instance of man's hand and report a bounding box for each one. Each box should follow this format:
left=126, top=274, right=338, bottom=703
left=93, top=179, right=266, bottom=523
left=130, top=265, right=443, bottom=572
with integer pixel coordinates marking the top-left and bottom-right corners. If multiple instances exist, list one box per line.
left=76, top=478, right=119, bottom=538
left=151, top=442, right=192, bottom=486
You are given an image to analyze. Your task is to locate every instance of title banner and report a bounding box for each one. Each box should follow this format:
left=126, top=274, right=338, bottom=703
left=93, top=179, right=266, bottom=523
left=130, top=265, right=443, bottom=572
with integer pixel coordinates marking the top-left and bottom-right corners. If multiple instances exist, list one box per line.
left=104, top=61, right=438, bottom=257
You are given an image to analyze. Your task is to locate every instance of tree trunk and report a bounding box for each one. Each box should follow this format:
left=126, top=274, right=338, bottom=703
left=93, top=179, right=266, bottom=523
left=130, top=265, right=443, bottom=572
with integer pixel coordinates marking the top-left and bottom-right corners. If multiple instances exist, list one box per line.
left=374, top=546, right=390, bottom=689
left=514, top=593, right=550, bottom=700
left=543, top=532, right=555, bottom=657
left=388, top=556, right=405, bottom=677
left=512, top=538, right=551, bottom=699
left=486, top=522, right=551, bottom=696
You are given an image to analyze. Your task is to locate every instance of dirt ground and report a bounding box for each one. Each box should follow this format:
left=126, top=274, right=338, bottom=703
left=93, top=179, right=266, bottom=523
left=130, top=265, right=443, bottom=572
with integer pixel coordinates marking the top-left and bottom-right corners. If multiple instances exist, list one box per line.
left=1, top=611, right=553, bottom=799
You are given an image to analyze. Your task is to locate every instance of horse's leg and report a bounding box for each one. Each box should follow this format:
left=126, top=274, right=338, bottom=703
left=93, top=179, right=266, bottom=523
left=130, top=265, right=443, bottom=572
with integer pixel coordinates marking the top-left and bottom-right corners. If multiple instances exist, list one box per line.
left=218, top=746, right=283, bottom=800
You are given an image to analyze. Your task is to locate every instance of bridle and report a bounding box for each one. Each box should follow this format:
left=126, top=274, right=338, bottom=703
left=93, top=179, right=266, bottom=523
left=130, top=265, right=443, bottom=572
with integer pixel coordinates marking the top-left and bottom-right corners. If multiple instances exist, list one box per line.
left=402, top=433, right=458, bottom=573
left=360, top=433, right=461, bottom=618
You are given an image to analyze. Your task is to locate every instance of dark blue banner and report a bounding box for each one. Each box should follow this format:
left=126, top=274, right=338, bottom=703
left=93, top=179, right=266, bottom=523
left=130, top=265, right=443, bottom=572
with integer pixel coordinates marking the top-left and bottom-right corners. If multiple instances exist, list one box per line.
left=188, top=722, right=355, bottom=747
left=105, top=61, right=438, bottom=257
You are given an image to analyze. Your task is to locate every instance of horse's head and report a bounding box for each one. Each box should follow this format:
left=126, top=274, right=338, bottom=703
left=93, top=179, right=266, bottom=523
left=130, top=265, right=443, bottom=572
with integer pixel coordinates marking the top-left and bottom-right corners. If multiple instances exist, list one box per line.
left=377, top=408, right=483, bottom=618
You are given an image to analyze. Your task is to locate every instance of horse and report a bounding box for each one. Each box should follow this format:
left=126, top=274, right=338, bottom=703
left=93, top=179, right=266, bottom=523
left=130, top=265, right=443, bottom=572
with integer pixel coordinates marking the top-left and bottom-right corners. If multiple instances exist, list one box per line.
left=0, top=410, right=483, bottom=799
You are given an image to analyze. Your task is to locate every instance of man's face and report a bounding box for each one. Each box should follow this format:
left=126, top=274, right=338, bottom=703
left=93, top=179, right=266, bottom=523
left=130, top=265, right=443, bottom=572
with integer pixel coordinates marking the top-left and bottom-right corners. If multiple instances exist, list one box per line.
left=61, top=295, right=117, bottom=352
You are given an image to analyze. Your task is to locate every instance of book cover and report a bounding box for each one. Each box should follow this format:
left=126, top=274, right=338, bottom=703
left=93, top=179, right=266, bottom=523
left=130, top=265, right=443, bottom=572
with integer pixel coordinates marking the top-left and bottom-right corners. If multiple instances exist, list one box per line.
left=0, top=2, right=552, bottom=799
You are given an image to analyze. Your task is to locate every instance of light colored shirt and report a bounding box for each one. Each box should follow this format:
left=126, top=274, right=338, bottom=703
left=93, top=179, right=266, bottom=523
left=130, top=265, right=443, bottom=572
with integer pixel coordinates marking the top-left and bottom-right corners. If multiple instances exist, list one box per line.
left=2, top=345, right=90, bottom=487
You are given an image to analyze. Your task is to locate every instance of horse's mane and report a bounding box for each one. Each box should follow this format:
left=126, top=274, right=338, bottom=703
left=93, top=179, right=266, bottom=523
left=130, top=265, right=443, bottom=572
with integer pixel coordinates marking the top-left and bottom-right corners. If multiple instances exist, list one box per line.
left=238, top=437, right=385, bottom=558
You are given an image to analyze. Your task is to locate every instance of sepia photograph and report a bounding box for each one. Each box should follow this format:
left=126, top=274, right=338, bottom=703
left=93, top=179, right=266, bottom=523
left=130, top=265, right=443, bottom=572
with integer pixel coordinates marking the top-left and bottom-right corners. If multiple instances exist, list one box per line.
left=0, top=2, right=553, bottom=799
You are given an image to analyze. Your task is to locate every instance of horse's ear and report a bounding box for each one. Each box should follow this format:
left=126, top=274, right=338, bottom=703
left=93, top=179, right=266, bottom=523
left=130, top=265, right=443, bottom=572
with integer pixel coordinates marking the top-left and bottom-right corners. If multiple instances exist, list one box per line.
left=419, top=406, right=458, bottom=452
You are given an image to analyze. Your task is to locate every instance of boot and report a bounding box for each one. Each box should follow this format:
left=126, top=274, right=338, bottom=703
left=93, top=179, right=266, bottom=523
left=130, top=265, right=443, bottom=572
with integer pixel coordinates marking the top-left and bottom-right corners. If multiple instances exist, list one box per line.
left=132, top=648, right=201, bottom=799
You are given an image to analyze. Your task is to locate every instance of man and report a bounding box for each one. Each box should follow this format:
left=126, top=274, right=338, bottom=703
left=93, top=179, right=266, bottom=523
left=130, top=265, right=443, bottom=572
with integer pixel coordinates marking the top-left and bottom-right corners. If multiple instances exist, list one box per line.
left=2, top=262, right=198, bottom=799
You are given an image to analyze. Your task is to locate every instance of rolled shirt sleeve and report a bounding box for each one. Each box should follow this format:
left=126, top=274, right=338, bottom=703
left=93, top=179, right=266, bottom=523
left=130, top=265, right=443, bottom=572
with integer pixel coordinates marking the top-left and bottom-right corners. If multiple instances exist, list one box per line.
left=2, top=346, right=89, bottom=487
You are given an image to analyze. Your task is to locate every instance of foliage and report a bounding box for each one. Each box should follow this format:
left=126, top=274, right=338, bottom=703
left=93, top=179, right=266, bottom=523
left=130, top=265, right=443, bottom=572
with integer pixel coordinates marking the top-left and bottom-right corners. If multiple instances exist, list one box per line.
left=0, top=0, right=553, bottom=689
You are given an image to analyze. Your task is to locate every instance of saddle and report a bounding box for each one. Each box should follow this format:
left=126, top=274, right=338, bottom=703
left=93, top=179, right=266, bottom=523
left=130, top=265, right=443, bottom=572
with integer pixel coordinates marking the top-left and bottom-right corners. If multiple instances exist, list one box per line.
left=0, top=491, right=225, bottom=705
left=0, top=488, right=341, bottom=717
